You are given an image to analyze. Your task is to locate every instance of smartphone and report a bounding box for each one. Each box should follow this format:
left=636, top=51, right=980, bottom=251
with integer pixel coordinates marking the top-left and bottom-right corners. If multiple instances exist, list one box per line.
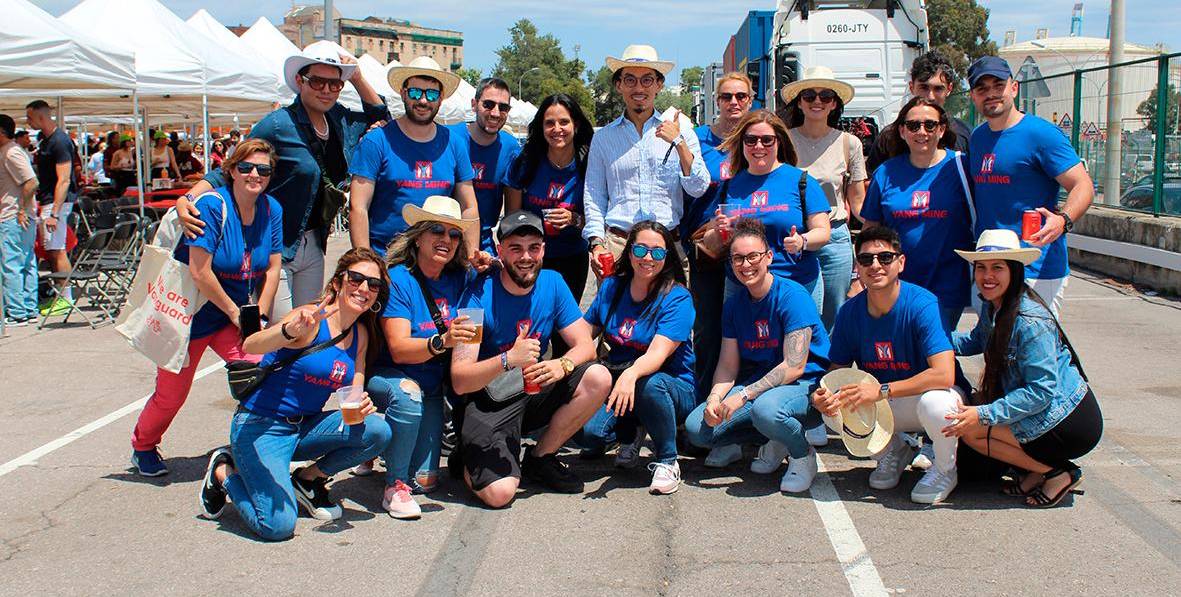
left=239, top=304, right=261, bottom=339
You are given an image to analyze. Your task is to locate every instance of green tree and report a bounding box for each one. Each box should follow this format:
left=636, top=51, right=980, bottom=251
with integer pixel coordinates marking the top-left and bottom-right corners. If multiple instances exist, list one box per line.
left=588, top=65, right=626, bottom=125
left=680, top=66, right=704, bottom=91
left=491, top=19, right=595, bottom=122
left=1136, top=83, right=1181, bottom=134
left=926, top=0, right=999, bottom=86
left=456, top=67, right=483, bottom=88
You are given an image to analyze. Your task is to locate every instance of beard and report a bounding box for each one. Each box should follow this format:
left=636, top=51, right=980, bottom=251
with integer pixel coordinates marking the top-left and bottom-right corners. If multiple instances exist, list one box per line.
left=504, top=259, right=539, bottom=289
left=407, top=104, right=440, bottom=125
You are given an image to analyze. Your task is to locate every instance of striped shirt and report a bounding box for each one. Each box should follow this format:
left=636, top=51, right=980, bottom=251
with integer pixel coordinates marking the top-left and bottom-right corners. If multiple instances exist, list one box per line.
left=583, top=113, right=709, bottom=241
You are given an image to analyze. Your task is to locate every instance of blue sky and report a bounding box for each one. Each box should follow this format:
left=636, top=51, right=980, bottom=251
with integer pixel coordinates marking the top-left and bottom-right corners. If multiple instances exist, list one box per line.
left=33, top=0, right=1180, bottom=84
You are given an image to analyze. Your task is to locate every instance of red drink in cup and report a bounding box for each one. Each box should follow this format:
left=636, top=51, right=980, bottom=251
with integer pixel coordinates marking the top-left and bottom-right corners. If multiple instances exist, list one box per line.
left=1021, top=210, right=1042, bottom=241
left=523, top=368, right=542, bottom=395
left=544, top=221, right=559, bottom=236
left=597, top=252, right=615, bottom=277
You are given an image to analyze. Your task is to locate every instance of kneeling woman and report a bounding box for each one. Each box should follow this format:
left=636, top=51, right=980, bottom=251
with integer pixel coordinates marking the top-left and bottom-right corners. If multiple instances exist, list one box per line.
left=685, top=218, right=831, bottom=492
left=199, top=249, right=393, bottom=540
left=580, top=221, right=696, bottom=495
left=944, top=230, right=1102, bottom=508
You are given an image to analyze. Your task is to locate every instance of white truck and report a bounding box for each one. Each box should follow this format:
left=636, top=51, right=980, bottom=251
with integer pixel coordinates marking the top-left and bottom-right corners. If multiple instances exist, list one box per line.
left=767, top=0, right=929, bottom=139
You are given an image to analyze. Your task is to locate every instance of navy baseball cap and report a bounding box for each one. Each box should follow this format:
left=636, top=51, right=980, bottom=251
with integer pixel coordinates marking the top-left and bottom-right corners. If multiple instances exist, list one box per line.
left=497, top=210, right=544, bottom=240
left=967, top=56, right=1013, bottom=88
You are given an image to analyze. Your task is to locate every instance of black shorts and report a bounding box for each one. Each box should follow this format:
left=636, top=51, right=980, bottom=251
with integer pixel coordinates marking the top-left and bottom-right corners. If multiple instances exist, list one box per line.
left=460, top=362, right=594, bottom=491
left=1022, top=389, right=1102, bottom=468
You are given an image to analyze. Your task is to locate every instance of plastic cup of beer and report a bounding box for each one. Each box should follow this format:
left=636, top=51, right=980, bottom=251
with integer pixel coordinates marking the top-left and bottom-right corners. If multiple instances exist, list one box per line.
left=457, top=308, right=484, bottom=344
left=335, top=386, right=366, bottom=426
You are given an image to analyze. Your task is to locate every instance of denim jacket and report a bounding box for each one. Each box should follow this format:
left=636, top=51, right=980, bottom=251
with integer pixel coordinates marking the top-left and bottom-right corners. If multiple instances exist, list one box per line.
left=952, top=295, right=1089, bottom=442
left=204, top=96, right=388, bottom=260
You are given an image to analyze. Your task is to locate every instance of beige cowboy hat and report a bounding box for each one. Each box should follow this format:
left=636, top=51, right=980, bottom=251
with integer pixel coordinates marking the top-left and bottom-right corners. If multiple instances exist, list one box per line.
left=283, top=43, right=358, bottom=95
left=819, top=368, right=894, bottom=458
left=780, top=66, right=855, bottom=105
left=605, top=44, right=675, bottom=76
left=387, top=56, right=461, bottom=100
left=402, top=195, right=478, bottom=234
left=955, top=229, right=1042, bottom=266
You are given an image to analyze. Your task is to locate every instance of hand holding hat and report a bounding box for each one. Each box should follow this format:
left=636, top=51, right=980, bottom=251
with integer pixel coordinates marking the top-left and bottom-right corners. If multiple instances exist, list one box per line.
left=816, top=368, right=895, bottom=458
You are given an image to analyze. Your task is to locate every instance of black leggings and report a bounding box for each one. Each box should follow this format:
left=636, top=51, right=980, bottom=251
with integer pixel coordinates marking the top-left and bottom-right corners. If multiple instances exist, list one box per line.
left=1021, top=390, right=1103, bottom=470
left=543, top=253, right=589, bottom=357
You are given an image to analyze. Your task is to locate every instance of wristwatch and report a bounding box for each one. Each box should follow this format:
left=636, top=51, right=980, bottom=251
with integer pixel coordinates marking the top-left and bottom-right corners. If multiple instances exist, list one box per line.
left=428, top=333, right=446, bottom=355
left=879, top=383, right=890, bottom=401
left=1056, top=209, right=1074, bottom=233
left=558, top=356, right=575, bottom=377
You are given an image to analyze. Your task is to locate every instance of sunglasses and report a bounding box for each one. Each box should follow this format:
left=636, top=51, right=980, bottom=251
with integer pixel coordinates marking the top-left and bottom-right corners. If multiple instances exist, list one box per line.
left=406, top=87, right=442, bottom=102
left=855, top=251, right=901, bottom=267
left=630, top=244, right=668, bottom=261
left=429, top=223, right=463, bottom=240
left=730, top=250, right=771, bottom=267
left=621, top=74, right=658, bottom=89
left=300, top=74, right=345, bottom=93
left=235, top=161, right=273, bottom=177
left=343, top=270, right=383, bottom=290
left=742, top=134, right=778, bottom=148
left=798, top=89, right=838, bottom=104
left=718, top=92, right=750, bottom=103
left=480, top=99, right=512, bottom=113
left=904, top=119, right=942, bottom=132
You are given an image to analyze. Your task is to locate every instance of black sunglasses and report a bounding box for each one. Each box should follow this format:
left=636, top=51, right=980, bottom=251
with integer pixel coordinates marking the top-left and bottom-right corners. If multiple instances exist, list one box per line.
left=235, top=161, right=273, bottom=177
left=742, top=134, right=777, bottom=147
left=300, top=74, right=345, bottom=93
left=343, top=270, right=383, bottom=290
left=406, top=87, right=442, bottom=102
left=480, top=99, right=512, bottom=113
left=799, top=89, right=837, bottom=103
left=855, top=251, right=901, bottom=267
left=718, top=92, right=750, bottom=103
left=904, top=119, right=942, bottom=132
left=429, top=223, right=463, bottom=240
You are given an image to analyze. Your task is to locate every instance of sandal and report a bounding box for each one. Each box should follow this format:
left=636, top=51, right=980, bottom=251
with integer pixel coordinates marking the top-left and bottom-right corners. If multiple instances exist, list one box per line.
left=1025, top=467, right=1085, bottom=508
left=1000, top=471, right=1043, bottom=497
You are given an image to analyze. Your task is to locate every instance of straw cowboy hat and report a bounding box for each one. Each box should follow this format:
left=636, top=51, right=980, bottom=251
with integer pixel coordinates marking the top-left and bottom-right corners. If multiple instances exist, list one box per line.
left=955, top=229, right=1042, bottom=266
left=283, top=44, right=357, bottom=95
left=819, top=368, right=894, bottom=458
left=605, top=44, right=675, bottom=76
left=387, top=56, right=461, bottom=100
left=402, top=195, right=478, bottom=234
left=780, top=65, right=855, bottom=105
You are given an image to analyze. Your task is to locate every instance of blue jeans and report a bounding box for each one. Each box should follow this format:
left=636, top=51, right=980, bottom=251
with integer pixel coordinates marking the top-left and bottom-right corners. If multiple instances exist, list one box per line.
left=0, top=218, right=38, bottom=320
left=367, top=367, right=445, bottom=488
left=223, top=409, right=391, bottom=541
left=814, top=222, right=852, bottom=333
left=684, top=379, right=819, bottom=459
left=580, top=372, right=696, bottom=464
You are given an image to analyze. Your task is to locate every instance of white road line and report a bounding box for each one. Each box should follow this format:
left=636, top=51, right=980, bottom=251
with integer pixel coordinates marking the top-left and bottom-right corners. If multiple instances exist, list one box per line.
left=810, top=456, right=889, bottom=597
left=0, top=361, right=225, bottom=478
left=1064, top=296, right=1141, bottom=302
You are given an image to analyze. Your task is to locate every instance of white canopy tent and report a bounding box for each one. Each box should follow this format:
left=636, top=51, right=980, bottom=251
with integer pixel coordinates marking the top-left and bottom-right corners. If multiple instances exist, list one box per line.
left=239, top=17, right=301, bottom=105
left=0, top=0, right=135, bottom=93
left=187, top=9, right=284, bottom=109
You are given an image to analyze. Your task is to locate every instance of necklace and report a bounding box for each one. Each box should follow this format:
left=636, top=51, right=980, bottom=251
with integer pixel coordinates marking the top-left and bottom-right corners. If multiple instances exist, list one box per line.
left=792, top=128, right=834, bottom=152
left=311, top=117, right=329, bottom=140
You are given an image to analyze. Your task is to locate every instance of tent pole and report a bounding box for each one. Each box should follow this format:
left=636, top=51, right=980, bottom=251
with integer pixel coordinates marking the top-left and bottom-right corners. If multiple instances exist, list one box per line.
left=133, top=96, right=146, bottom=219
left=202, top=94, right=210, bottom=172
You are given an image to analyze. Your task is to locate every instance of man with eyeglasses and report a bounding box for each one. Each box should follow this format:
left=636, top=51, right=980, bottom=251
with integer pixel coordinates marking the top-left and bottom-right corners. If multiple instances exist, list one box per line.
left=584, top=44, right=709, bottom=280
left=813, top=225, right=965, bottom=504
left=866, top=51, right=971, bottom=173
left=350, top=56, right=482, bottom=265
left=175, top=45, right=388, bottom=319
left=447, top=77, right=522, bottom=255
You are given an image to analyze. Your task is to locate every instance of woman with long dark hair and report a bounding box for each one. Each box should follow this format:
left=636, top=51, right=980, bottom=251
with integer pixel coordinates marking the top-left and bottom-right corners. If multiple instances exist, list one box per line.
left=860, top=96, right=974, bottom=334
left=944, top=230, right=1102, bottom=508
left=579, top=220, right=696, bottom=494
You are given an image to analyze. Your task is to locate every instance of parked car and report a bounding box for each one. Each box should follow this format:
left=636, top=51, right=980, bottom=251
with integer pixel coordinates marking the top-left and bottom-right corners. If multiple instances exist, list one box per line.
left=1119, top=181, right=1181, bottom=214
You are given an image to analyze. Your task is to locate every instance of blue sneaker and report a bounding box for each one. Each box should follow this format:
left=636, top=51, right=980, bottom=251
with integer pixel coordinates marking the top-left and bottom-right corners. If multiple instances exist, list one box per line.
left=131, top=448, right=169, bottom=477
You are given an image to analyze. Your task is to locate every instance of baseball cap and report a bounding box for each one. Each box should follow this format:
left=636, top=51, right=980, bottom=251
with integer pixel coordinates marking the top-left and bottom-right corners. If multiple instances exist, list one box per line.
left=497, top=210, right=544, bottom=240
left=967, top=56, right=1013, bottom=88
left=0, top=114, right=15, bottom=138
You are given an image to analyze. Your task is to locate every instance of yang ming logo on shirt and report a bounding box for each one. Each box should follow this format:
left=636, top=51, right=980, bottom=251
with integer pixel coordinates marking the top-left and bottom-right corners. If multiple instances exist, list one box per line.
left=240, top=251, right=252, bottom=274
left=980, top=153, right=996, bottom=174
left=618, top=318, right=636, bottom=339
left=874, top=341, right=894, bottom=362
left=911, top=191, right=930, bottom=210
left=329, top=360, right=348, bottom=383
left=435, top=298, right=450, bottom=320
left=547, top=182, right=565, bottom=201
left=750, top=191, right=769, bottom=208
left=755, top=319, right=771, bottom=340
left=415, top=161, right=433, bottom=179
left=719, top=161, right=732, bottom=181
left=472, top=162, right=486, bottom=180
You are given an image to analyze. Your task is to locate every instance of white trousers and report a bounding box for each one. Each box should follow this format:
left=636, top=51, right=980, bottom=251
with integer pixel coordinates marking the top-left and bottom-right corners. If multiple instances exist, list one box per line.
left=873, top=388, right=965, bottom=474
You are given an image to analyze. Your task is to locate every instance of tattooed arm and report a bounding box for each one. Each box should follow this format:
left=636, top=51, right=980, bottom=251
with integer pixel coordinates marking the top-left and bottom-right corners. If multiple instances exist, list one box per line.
left=740, top=327, right=811, bottom=402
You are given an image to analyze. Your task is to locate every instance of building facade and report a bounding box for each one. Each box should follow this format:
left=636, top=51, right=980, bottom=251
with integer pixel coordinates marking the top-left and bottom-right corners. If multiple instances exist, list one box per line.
left=337, top=17, right=463, bottom=68
left=279, top=5, right=341, bottom=48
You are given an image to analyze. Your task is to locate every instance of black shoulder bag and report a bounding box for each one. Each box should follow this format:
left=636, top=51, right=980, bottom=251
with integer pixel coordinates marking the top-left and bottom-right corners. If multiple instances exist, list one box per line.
left=410, top=266, right=452, bottom=382
left=287, top=104, right=348, bottom=228
left=596, top=281, right=634, bottom=381
left=226, top=327, right=350, bottom=401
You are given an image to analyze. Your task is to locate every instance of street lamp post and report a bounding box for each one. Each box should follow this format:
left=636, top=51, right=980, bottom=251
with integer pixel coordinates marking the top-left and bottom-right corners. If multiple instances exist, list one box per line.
left=518, top=67, right=541, bottom=102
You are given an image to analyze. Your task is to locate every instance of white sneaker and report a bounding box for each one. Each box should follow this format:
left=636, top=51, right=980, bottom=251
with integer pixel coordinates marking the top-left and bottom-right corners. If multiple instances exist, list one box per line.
left=648, top=461, right=681, bottom=495
left=383, top=480, right=422, bottom=519
left=911, top=443, right=935, bottom=471
left=780, top=449, right=818, bottom=493
left=615, top=428, right=646, bottom=469
left=868, top=439, right=918, bottom=490
left=805, top=424, right=829, bottom=447
left=751, top=440, right=790, bottom=474
left=911, top=467, right=958, bottom=504
left=352, top=458, right=376, bottom=477
left=703, top=444, right=742, bottom=468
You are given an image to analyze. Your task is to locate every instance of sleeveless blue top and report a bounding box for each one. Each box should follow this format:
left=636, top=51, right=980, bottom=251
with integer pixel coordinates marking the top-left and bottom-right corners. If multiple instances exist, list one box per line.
left=241, top=319, right=360, bottom=418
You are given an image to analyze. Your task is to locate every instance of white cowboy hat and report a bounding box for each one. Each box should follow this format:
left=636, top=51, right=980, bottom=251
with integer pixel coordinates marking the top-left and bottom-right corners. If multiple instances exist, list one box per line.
left=387, top=56, right=461, bottom=100
left=954, top=229, right=1042, bottom=266
left=283, top=43, right=357, bottom=95
left=780, top=66, right=855, bottom=105
left=819, top=368, right=894, bottom=458
left=402, top=195, right=478, bottom=234
left=605, top=44, right=675, bottom=76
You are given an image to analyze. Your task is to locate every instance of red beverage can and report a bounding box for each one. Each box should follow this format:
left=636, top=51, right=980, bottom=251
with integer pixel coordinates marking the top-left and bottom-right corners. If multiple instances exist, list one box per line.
left=523, top=369, right=542, bottom=395
left=597, top=252, right=615, bottom=277
left=1021, top=210, right=1042, bottom=241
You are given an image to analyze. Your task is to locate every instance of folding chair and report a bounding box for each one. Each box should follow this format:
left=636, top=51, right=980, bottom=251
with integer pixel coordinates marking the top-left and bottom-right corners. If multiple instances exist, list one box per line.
left=93, top=216, right=142, bottom=309
left=38, top=228, right=116, bottom=329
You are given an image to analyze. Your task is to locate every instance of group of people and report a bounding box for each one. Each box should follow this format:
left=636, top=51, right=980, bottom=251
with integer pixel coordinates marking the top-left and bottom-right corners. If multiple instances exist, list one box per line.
left=100, top=41, right=1102, bottom=541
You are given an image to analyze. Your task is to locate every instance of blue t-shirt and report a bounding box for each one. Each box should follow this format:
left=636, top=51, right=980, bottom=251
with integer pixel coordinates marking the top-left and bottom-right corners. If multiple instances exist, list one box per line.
left=722, top=165, right=830, bottom=285
left=378, top=264, right=472, bottom=392
left=175, top=188, right=283, bottom=339
left=969, top=115, right=1081, bottom=279
left=350, top=122, right=475, bottom=250
left=583, top=277, right=696, bottom=386
left=448, top=124, right=521, bottom=253
left=460, top=269, right=583, bottom=360
left=721, top=276, right=831, bottom=384
left=861, top=152, right=973, bottom=310
left=505, top=156, right=588, bottom=258
left=681, top=124, right=732, bottom=240
left=829, top=282, right=952, bottom=385
left=241, top=320, right=359, bottom=418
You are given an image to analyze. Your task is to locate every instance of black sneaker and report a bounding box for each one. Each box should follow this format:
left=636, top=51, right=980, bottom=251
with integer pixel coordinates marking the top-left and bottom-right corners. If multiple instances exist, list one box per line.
left=200, top=447, right=232, bottom=519
left=291, top=468, right=342, bottom=521
left=522, top=449, right=584, bottom=494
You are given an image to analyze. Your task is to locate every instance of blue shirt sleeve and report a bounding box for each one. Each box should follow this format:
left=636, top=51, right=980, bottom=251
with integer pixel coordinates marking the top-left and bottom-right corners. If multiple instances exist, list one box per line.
left=452, top=133, right=475, bottom=183
left=384, top=274, right=416, bottom=321
left=185, top=194, right=225, bottom=255
left=267, top=197, right=283, bottom=254
left=860, top=174, right=884, bottom=222
left=1034, top=121, right=1082, bottom=178
left=802, top=173, right=830, bottom=216
left=828, top=304, right=855, bottom=366
left=553, top=276, right=583, bottom=330
left=654, top=287, right=694, bottom=343
left=349, top=131, right=384, bottom=180
left=914, top=291, right=953, bottom=358
left=583, top=278, right=610, bottom=327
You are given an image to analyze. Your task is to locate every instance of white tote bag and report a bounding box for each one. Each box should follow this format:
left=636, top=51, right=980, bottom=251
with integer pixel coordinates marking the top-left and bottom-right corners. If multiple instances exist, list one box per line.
left=115, top=197, right=225, bottom=373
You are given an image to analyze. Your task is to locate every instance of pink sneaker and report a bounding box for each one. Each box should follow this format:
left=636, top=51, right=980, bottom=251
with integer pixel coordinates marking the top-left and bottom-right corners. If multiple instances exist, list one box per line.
left=382, top=480, right=422, bottom=519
